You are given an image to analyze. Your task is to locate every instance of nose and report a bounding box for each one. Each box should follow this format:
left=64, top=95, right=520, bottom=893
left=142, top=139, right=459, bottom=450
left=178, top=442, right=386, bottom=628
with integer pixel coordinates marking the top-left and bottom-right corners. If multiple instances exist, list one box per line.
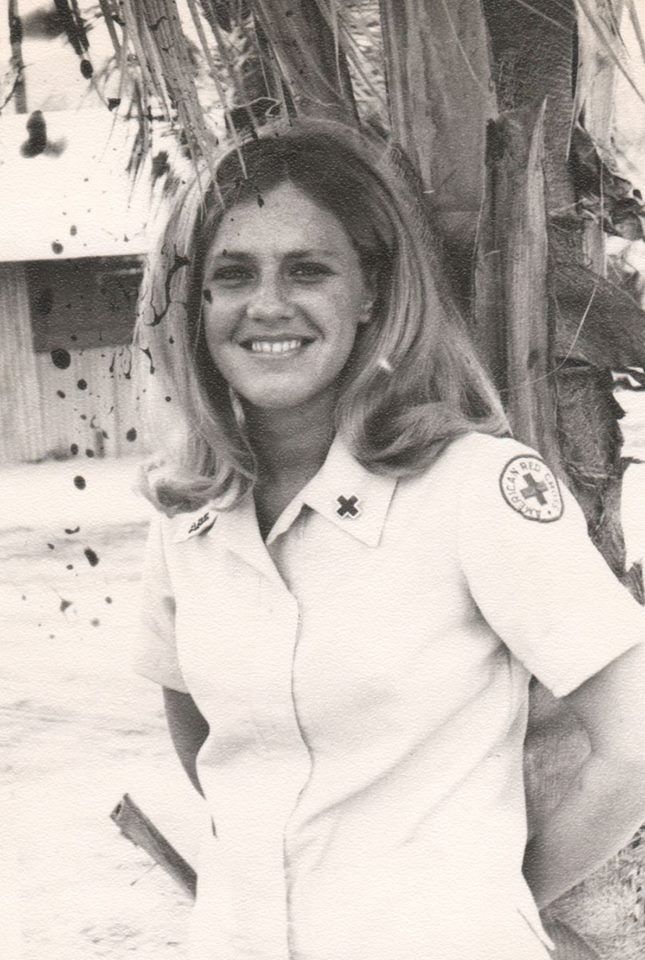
left=245, top=272, right=295, bottom=322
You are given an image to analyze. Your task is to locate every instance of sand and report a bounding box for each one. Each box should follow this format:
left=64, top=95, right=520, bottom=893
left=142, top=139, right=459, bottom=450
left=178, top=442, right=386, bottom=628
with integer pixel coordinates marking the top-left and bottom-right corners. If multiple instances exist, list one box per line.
left=1, top=457, right=203, bottom=960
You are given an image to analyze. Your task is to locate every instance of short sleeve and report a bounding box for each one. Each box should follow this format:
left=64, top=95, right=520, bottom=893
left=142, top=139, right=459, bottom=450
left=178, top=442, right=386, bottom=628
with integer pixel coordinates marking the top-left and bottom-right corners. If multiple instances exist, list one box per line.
left=457, top=435, right=645, bottom=698
left=134, top=512, right=189, bottom=693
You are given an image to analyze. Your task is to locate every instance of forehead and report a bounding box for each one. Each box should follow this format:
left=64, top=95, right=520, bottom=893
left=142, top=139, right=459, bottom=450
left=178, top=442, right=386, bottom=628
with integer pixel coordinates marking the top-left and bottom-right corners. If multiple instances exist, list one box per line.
left=207, top=182, right=356, bottom=255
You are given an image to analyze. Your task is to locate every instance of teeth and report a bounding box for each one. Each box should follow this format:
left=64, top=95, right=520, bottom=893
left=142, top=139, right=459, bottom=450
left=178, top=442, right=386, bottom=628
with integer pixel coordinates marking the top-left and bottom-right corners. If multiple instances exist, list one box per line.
left=248, top=339, right=303, bottom=354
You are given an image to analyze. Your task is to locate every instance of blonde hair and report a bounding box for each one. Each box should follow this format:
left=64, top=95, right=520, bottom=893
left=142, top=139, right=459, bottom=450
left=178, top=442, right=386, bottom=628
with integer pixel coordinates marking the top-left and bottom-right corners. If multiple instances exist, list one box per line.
left=135, top=120, right=508, bottom=514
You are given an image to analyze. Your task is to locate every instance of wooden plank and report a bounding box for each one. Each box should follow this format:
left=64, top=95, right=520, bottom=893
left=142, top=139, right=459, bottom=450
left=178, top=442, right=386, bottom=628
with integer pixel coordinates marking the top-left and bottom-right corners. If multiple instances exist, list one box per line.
left=379, top=0, right=497, bottom=241
left=0, top=263, right=46, bottom=464
left=110, top=793, right=197, bottom=898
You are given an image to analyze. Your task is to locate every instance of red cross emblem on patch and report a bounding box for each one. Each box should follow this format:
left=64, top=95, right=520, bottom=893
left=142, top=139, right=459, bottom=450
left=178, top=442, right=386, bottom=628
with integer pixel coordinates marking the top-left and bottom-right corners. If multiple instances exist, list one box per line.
left=499, top=455, right=563, bottom=522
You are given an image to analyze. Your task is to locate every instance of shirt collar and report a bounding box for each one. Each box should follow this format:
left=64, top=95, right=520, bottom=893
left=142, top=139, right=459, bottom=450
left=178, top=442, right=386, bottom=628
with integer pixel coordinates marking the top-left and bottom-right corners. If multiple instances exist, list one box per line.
left=289, top=434, right=397, bottom=548
left=170, top=434, right=397, bottom=552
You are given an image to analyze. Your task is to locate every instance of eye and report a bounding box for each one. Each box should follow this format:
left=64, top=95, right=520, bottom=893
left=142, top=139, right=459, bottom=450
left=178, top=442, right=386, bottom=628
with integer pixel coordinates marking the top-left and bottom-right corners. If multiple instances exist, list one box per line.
left=289, top=261, right=334, bottom=282
left=210, top=264, right=254, bottom=286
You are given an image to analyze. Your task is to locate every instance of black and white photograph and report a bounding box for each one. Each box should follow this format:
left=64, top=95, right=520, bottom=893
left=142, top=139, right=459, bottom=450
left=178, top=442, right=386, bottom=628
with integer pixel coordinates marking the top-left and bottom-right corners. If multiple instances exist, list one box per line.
left=2, top=2, right=645, bottom=958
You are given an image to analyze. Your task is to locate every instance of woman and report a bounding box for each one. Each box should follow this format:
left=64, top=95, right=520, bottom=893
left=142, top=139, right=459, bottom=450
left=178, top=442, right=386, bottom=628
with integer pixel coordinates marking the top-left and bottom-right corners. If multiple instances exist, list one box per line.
left=133, top=121, right=645, bottom=960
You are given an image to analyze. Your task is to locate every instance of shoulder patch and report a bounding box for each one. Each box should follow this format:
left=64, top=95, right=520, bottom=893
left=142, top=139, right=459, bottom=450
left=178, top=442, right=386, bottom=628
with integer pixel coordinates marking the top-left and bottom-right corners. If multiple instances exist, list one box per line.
left=499, top=454, right=563, bottom=523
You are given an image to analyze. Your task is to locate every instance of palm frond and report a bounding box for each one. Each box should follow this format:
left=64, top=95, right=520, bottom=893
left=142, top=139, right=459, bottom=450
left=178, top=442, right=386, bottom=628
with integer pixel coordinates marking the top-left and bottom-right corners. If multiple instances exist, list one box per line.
left=379, top=0, right=497, bottom=240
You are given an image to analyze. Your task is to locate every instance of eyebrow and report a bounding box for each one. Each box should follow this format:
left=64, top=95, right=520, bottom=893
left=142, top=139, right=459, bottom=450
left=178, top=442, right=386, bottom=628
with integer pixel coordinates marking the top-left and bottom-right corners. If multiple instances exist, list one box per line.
left=211, top=248, right=338, bottom=260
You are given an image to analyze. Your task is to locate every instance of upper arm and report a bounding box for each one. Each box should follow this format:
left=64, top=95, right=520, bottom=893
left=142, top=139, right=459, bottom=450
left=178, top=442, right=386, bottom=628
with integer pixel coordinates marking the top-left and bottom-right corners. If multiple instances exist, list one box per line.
left=457, top=435, right=645, bottom=698
left=134, top=513, right=189, bottom=693
left=562, top=641, right=645, bottom=766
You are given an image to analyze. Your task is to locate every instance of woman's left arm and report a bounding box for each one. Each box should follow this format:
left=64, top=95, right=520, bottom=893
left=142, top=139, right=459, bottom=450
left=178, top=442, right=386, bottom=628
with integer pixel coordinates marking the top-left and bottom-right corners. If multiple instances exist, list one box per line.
left=523, top=639, right=645, bottom=909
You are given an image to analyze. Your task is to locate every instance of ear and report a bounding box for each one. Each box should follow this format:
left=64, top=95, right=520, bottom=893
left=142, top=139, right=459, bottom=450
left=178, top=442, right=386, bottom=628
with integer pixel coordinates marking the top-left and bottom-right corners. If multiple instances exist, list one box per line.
left=358, top=271, right=377, bottom=325
left=358, top=299, right=374, bottom=325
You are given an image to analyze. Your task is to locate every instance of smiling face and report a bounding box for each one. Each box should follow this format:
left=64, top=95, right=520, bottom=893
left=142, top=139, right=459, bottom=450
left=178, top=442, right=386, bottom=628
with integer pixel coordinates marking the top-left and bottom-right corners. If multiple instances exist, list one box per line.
left=201, top=181, right=372, bottom=417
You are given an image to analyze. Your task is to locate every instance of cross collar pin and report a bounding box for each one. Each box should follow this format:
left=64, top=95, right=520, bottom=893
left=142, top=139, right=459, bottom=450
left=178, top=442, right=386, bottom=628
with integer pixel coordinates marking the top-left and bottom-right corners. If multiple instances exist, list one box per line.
left=336, top=494, right=361, bottom=519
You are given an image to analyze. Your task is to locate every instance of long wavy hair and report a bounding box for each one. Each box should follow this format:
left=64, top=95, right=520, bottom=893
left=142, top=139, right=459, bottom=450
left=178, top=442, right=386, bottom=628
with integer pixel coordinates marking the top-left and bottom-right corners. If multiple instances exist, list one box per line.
left=135, top=120, right=508, bottom=514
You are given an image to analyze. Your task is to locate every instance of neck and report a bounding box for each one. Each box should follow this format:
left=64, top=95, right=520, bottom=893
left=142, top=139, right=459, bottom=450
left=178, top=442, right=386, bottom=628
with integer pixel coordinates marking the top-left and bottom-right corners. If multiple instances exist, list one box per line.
left=243, top=392, right=336, bottom=485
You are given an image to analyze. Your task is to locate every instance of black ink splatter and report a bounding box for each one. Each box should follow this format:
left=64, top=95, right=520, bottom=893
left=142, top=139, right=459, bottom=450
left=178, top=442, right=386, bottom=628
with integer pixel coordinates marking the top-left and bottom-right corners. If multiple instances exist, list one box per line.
left=70, top=224, right=77, bottom=236
left=66, top=564, right=74, bottom=570
left=77, top=378, right=87, bottom=390
left=80, top=59, right=93, bottom=79
left=105, top=596, right=112, bottom=604
left=126, top=427, right=137, bottom=442
left=165, top=395, right=172, bottom=402
left=60, top=598, right=72, bottom=613
left=52, top=241, right=64, bottom=255
left=73, top=475, right=86, bottom=490
left=148, top=254, right=190, bottom=326
left=84, top=547, right=99, bottom=567
left=51, top=348, right=71, bottom=369
left=70, top=443, right=79, bottom=455
left=203, top=288, right=212, bottom=303
left=85, top=448, right=94, bottom=458
left=57, top=390, right=65, bottom=398
left=65, top=526, right=80, bottom=535
left=20, top=110, right=47, bottom=157
left=47, top=542, right=55, bottom=550
left=108, top=98, right=121, bottom=112
left=140, top=347, right=154, bottom=374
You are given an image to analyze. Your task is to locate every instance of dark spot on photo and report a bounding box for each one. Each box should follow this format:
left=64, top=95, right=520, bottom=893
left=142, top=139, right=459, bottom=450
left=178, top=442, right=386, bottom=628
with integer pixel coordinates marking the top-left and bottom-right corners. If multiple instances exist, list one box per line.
left=105, top=596, right=112, bottom=604
left=77, top=378, right=87, bottom=390
left=70, top=224, right=77, bottom=236
left=165, top=395, right=172, bottom=402
left=86, top=449, right=95, bottom=458
left=65, top=526, right=80, bottom=535
left=47, top=543, right=55, bottom=550
left=91, top=618, right=100, bottom=627
left=52, top=241, right=64, bottom=255
left=80, top=59, right=93, bottom=79
left=70, top=443, right=79, bottom=455
left=60, top=599, right=72, bottom=613
left=73, top=475, right=86, bottom=490
left=66, top=564, right=74, bottom=570
left=84, top=547, right=99, bottom=566
left=203, top=288, right=212, bottom=303
left=51, top=348, right=71, bottom=369
left=126, top=427, right=137, bottom=442
left=57, top=390, right=65, bottom=399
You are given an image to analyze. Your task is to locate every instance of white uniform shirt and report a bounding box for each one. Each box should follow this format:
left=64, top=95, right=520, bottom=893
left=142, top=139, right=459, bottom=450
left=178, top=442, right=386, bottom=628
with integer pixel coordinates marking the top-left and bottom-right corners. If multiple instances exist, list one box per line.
left=135, top=432, right=645, bottom=960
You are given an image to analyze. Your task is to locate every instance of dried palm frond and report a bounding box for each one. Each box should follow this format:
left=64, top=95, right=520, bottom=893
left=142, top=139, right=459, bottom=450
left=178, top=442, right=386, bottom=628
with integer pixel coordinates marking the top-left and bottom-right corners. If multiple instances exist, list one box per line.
left=251, top=0, right=358, bottom=124
left=379, top=0, right=497, bottom=240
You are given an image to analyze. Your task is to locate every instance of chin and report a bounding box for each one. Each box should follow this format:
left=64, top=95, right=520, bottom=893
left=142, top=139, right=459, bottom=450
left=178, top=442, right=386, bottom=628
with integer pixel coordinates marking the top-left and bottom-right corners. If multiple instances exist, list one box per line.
left=241, top=387, right=322, bottom=412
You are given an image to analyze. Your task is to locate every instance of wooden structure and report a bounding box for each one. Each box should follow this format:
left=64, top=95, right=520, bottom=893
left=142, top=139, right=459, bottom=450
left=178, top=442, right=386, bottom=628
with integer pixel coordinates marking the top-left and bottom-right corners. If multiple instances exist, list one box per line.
left=0, top=109, right=151, bottom=463
left=22, top=1, right=644, bottom=957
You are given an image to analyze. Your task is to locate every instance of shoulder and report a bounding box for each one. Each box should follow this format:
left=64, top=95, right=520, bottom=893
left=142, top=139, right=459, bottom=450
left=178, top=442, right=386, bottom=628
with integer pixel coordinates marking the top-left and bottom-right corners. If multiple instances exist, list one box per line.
left=418, top=432, right=570, bottom=529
